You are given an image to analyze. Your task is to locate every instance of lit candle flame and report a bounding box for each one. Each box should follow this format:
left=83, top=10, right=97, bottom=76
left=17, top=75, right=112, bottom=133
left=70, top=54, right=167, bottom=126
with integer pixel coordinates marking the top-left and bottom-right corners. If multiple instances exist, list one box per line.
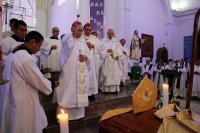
left=61, top=109, right=64, bottom=115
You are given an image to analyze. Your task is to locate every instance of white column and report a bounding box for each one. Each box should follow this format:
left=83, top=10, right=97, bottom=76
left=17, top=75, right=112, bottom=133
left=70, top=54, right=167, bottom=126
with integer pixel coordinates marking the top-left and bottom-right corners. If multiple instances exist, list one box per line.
left=160, top=0, right=173, bottom=59
left=46, top=0, right=52, bottom=37
left=80, top=0, right=89, bottom=24
left=164, top=23, right=173, bottom=59
left=124, top=0, right=131, bottom=48
left=104, top=0, right=117, bottom=36
left=116, top=0, right=125, bottom=40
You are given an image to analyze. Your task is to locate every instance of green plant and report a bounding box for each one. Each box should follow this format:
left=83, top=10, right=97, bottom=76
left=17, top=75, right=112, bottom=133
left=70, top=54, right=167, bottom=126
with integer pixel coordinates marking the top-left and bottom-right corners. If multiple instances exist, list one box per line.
left=125, top=80, right=136, bottom=93
left=136, top=71, right=144, bottom=80
left=156, top=87, right=184, bottom=109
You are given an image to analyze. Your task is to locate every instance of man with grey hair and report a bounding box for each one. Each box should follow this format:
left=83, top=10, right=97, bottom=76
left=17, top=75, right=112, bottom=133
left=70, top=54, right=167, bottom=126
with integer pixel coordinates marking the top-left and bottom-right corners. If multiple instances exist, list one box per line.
left=40, top=27, right=62, bottom=79
left=99, top=29, right=123, bottom=93
left=56, top=21, right=91, bottom=121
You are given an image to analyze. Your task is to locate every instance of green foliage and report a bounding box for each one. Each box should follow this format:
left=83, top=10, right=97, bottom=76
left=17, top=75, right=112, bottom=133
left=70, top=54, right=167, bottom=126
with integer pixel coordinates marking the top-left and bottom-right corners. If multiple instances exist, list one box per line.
left=156, top=87, right=184, bottom=109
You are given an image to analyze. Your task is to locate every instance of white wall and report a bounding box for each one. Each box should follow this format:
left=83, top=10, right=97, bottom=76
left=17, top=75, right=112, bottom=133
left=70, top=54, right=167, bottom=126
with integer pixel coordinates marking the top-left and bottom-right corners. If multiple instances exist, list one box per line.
left=49, top=0, right=167, bottom=59
left=172, top=9, right=200, bottom=60
left=129, top=0, right=165, bottom=59
left=51, top=0, right=90, bottom=39
left=44, top=0, right=200, bottom=61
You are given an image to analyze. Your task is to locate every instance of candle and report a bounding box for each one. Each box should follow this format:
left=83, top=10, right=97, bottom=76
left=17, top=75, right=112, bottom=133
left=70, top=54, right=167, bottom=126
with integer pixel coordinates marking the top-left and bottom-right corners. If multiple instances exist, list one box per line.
left=162, top=83, right=169, bottom=106
left=57, top=109, right=69, bottom=133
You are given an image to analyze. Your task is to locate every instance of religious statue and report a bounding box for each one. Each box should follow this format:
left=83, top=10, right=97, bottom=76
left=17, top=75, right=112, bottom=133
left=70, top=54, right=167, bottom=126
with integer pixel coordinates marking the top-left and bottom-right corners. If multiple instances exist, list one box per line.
left=130, top=30, right=141, bottom=60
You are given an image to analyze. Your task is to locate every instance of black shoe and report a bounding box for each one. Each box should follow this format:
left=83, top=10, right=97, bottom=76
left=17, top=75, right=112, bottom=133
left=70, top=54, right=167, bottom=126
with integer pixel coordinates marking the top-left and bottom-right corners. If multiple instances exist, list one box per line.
left=98, top=88, right=102, bottom=93
left=196, top=97, right=200, bottom=101
left=191, top=96, right=197, bottom=100
left=177, top=96, right=183, bottom=99
left=88, top=95, right=95, bottom=101
left=120, top=82, right=124, bottom=87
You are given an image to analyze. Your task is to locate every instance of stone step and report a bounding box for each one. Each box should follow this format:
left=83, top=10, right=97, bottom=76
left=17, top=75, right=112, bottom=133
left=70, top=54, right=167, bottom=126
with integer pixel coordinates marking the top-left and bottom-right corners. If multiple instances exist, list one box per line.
left=42, top=81, right=140, bottom=133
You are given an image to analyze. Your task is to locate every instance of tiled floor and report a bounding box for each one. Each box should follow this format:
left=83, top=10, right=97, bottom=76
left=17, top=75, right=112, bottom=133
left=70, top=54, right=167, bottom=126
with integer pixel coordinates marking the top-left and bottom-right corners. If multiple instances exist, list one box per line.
left=176, top=98, right=200, bottom=115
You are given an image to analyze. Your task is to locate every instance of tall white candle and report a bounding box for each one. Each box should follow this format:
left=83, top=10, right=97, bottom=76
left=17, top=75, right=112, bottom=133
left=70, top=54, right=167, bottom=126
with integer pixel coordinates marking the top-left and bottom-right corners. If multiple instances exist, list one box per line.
left=57, top=109, right=69, bottom=133
left=162, top=83, right=169, bottom=106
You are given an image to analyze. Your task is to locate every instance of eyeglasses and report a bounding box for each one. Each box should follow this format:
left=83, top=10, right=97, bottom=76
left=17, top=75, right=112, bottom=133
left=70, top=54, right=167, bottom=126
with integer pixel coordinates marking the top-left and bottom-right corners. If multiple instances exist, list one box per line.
left=53, top=30, right=60, bottom=32
left=18, top=29, right=28, bottom=33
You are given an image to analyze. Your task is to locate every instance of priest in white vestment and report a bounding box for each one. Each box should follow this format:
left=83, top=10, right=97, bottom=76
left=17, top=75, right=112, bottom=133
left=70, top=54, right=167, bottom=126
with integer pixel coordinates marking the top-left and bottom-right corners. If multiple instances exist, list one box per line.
left=163, top=60, right=171, bottom=84
left=142, top=59, right=154, bottom=81
left=99, top=29, right=123, bottom=92
left=0, top=31, right=52, bottom=133
left=192, top=60, right=200, bottom=98
left=40, top=27, right=62, bottom=78
left=119, top=39, right=130, bottom=83
left=2, top=18, right=18, bottom=38
left=82, top=22, right=103, bottom=100
left=154, top=60, right=164, bottom=90
left=2, top=20, right=27, bottom=65
left=56, top=21, right=90, bottom=121
left=178, top=61, right=187, bottom=98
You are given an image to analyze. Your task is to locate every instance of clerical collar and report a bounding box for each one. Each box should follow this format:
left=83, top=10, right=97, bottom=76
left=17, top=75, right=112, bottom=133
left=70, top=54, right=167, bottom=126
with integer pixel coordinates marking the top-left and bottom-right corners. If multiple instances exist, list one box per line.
left=12, top=44, right=32, bottom=55
left=50, top=36, right=59, bottom=40
left=11, top=34, right=25, bottom=42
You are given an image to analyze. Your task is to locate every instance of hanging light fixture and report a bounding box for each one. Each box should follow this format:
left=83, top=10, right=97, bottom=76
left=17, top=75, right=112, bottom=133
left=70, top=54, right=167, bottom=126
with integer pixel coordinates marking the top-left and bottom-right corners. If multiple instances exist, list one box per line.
left=76, top=0, right=79, bottom=9
left=176, top=7, right=180, bottom=11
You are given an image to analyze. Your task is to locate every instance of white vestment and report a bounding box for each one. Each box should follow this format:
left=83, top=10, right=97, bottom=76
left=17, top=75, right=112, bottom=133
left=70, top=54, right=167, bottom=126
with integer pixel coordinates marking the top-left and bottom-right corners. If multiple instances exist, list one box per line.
left=120, top=45, right=130, bottom=83
left=139, top=62, right=144, bottom=74
left=192, top=65, right=200, bottom=97
left=0, top=48, right=52, bottom=133
left=164, top=64, right=171, bottom=84
left=154, top=66, right=164, bottom=90
left=83, top=34, right=103, bottom=95
left=142, top=64, right=154, bottom=81
left=40, top=38, right=62, bottom=78
left=2, top=37, right=23, bottom=65
left=99, top=37, right=123, bottom=92
left=179, top=66, right=187, bottom=97
left=56, top=33, right=90, bottom=120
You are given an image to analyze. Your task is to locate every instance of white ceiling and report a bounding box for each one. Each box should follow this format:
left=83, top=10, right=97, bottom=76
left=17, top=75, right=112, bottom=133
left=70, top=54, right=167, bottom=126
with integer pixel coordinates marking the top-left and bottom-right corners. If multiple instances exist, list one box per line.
left=169, top=0, right=200, bottom=12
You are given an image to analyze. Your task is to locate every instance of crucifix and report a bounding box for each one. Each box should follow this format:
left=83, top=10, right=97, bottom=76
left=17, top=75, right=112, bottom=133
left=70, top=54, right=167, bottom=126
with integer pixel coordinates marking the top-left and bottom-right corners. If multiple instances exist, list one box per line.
left=2, top=0, right=13, bottom=31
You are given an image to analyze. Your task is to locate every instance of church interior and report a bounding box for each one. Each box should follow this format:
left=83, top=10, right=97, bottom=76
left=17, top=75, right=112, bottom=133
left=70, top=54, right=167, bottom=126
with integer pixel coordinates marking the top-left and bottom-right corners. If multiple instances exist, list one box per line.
left=0, top=0, right=200, bottom=133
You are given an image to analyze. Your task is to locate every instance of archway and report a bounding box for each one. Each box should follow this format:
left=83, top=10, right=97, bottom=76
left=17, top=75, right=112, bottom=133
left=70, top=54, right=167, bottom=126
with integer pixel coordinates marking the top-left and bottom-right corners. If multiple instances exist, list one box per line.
left=156, top=47, right=168, bottom=62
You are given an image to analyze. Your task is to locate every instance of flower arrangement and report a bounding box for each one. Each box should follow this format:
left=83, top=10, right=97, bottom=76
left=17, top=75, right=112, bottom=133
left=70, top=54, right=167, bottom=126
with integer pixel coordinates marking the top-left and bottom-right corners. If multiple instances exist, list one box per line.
left=136, top=71, right=144, bottom=80
left=156, top=87, right=183, bottom=109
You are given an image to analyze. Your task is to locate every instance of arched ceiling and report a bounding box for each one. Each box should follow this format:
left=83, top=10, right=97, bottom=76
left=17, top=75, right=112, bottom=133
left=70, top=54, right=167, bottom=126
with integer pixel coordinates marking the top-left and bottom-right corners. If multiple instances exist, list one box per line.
left=169, top=0, right=200, bottom=12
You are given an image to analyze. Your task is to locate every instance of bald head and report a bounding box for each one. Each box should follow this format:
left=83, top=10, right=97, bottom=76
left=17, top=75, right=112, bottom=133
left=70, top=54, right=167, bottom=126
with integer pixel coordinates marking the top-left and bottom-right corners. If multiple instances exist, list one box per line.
left=107, top=29, right=114, bottom=40
left=52, top=27, right=59, bottom=38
